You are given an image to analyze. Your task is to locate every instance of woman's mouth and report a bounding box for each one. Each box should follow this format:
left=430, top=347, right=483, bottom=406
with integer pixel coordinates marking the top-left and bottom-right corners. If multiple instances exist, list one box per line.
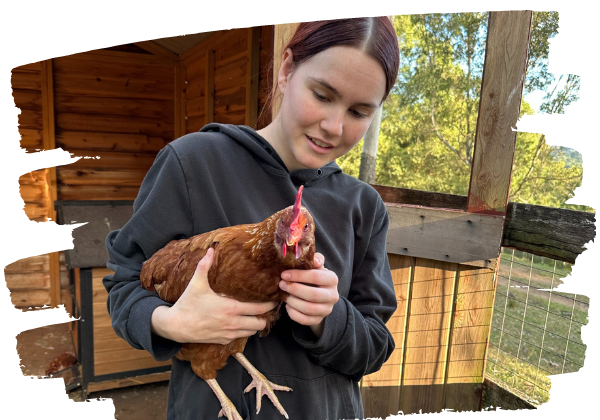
left=306, top=135, right=333, bottom=152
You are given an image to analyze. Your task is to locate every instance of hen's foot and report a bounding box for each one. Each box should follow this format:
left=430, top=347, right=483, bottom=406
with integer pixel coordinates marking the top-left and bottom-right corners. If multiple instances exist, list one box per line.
left=234, top=352, right=292, bottom=419
left=205, top=378, right=243, bottom=420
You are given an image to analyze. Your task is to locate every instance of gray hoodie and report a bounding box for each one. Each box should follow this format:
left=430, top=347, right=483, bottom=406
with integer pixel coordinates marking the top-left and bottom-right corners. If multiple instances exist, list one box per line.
left=104, top=123, right=397, bottom=420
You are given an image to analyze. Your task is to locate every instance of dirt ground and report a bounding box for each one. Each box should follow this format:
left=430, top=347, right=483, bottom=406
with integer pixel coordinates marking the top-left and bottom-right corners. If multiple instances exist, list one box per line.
left=16, top=322, right=169, bottom=420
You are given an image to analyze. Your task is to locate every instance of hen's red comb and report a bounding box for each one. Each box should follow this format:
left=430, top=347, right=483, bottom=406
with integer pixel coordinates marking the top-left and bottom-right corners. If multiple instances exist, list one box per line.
left=290, top=185, right=303, bottom=226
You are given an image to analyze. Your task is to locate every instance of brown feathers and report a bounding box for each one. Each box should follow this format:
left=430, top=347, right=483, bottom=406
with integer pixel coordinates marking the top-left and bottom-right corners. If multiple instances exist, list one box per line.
left=140, top=197, right=315, bottom=380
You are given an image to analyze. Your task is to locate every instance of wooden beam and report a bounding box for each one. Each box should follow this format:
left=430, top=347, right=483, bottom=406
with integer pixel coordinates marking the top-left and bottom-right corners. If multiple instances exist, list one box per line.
left=245, top=26, right=261, bottom=128
left=372, top=184, right=467, bottom=210
left=87, top=371, right=171, bottom=393
left=385, top=204, right=504, bottom=269
left=467, top=11, right=533, bottom=215
left=205, top=49, right=215, bottom=124
left=372, top=184, right=594, bottom=264
left=271, top=23, right=300, bottom=119
left=41, top=59, right=61, bottom=308
left=502, top=203, right=596, bottom=263
left=134, top=41, right=180, bottom=63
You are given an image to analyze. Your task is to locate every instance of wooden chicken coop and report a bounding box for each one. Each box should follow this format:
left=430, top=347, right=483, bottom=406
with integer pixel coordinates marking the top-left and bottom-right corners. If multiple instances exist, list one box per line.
left=8, top=11, right=595, bottom=416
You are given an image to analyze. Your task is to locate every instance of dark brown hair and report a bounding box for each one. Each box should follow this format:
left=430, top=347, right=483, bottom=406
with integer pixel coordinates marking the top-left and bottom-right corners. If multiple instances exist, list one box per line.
left=286, top=17, right=399, bottom=100
left=260, top=17, right=400, bottom=125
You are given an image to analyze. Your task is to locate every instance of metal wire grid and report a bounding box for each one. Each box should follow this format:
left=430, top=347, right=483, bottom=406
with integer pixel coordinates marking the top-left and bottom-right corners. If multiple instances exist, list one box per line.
left=485, top=248, right=588, bottom=406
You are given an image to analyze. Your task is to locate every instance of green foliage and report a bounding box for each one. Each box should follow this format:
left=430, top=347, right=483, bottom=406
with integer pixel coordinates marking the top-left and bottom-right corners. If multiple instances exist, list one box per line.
left=336, top=12, right=592, bottom=212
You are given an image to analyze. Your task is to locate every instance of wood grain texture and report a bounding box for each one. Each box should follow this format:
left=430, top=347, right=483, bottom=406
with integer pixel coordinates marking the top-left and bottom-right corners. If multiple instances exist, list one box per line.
left=11, top=289, right=51, bottom=308
left=91, top=268, right=171, bottom=376
left=4, top=255, right=50, bottom=273
left=54, top=93, right=174, bottom=120
left=174, top=63, right=186, bottom=139
left=443, top=266, right=495, bottom=411
left=134, top=41, right=180, bottom=63
left=58, top=168, right=148, bottom=187
left=56, top=131, right=170, bottom=153
left=503, top=203, right=596, bottom=263
left=372, top=185, right=594, bottom=263
left=58, top=185, right=141, bottom=201
left=204, top=49, right=215, bottom=124
left=372, top=183, right=467, bottom=210
left=5, top=272, right=50, bottom=289
left=86, top=371, right=171, bottom=393
left=245, top=26, right=261, bottom=128
left=467, top=11, right=533, bottom=215
left=65, top=49, right=178, bottom=66
left=385, top=204, right=504, bottom=268
left=361, top=254, right=412, bottom=418
left=56, top=113, right=174, bottom=138
left=41, top=59, right=61, bottom=306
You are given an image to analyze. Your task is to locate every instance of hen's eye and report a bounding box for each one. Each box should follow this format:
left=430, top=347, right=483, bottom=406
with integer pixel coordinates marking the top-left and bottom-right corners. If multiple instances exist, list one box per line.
left=303, top=223, right=309, bottom=231
left=280, top=219, right=285, bottom=227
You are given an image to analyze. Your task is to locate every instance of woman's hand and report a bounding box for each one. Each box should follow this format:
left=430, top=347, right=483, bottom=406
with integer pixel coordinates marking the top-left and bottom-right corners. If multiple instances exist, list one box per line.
left=151, top=248, right=278, bottom=345
left=279, top=252, right=339, bottom=339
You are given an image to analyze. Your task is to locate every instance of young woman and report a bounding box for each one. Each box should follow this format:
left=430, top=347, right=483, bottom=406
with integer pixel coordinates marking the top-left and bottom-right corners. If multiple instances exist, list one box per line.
left=104, top=17, right=400, bottom=420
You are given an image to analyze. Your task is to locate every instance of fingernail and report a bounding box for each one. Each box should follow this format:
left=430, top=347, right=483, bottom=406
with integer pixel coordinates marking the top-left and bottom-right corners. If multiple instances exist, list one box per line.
left=280, top=281, right=287, bottom=290
left=282, top=272, right=291, bottom=280
left=315, top=256, right=320, bottom=264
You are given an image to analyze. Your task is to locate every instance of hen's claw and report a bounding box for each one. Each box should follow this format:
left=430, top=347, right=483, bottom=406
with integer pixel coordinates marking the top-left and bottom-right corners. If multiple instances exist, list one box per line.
left=244, top=372, right=292, bottom=418
left=234, top=353, right=292, bottom=419
left=206, top=378, right=243, bottom=420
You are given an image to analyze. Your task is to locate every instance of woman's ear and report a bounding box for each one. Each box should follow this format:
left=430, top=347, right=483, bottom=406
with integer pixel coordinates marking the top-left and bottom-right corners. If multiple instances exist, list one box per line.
left=277, top=48, right=294, bottom=95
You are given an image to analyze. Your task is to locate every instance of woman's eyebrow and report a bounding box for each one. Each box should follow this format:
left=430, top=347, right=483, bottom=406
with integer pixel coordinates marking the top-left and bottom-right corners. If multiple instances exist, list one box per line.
left=309, top=77, right=378, bottom=108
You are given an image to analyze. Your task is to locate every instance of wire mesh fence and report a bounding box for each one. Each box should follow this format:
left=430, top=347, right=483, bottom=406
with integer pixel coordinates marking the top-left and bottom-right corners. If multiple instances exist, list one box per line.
left=485, top=248, right=589, bottom=406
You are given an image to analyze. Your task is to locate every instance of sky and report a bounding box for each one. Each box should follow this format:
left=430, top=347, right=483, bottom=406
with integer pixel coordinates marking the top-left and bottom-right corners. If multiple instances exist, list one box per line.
left=0, top=1, right=598, bottom=419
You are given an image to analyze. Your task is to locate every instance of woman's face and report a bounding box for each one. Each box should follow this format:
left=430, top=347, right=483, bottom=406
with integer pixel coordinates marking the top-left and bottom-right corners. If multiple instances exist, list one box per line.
left=269, top=46, right=387, bottom=172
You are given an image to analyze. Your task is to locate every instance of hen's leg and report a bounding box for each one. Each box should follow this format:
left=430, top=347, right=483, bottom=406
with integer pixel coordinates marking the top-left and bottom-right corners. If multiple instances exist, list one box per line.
left=233, top=352, right=292, bottom=419
left=205, top=378, right=243, bottom=420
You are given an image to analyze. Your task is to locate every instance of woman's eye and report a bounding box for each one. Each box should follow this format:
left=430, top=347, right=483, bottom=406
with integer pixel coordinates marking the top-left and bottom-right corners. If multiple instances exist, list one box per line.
left=313, top=91, right=328, bottom=102
left=350, top=109, right=367, bottom=119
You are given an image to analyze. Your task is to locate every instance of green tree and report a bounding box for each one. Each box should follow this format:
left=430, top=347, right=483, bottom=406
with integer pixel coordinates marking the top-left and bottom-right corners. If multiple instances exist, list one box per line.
left=337, top=12, right=591, bottom=212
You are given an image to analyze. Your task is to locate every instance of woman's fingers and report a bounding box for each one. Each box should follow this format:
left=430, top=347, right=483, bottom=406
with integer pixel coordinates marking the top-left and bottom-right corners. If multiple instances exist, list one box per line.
left=186, top=248, right=215, bottom=294
left=285, top=304, right=324, bottom=326
left=284, top=293, right=333, bottom=317
left=232, top=300, right=278, bottom=316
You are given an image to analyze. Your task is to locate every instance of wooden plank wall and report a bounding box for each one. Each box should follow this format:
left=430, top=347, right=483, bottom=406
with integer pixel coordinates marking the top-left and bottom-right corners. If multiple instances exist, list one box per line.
left=8, top=62, right=53, bottom=308
left=52, top=51, right=176, bottom=201
left=92, top=268, right=171, bottom=375
left=182, top=26, right=274, bottom=133
left=8, top=28, right=273, bottom=310
left=361, top=255, right=496, bottom=416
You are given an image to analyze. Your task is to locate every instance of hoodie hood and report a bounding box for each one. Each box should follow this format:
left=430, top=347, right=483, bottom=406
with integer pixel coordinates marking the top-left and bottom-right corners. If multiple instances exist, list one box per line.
left=200, top=123, right=342, bottom=186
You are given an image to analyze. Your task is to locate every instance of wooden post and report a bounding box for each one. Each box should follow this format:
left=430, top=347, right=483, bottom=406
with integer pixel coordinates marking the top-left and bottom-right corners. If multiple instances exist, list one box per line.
left=467, top=11, right=533, bottom=215
left=361, top=11, right=534, bottom=417
left=464, top=9, right=533, bottom=411
left=205, top=49, right=215, bottom=125
left=271, top=23, right=300, bottom=119
left=174, top=62, right=186, bottom=138
left=245, top=26, right=261, bottom=128
left=41, top=59, right=61, bottom=307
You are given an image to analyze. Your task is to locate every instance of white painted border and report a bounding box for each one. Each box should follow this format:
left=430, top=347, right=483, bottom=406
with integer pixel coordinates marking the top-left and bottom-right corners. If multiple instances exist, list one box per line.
left=1, top=1, right=597, bottom=419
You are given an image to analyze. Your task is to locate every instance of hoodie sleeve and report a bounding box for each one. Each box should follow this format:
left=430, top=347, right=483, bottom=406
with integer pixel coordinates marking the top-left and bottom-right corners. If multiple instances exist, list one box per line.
left=103, top=144, right=195, bottom=361
left=292, top=201, right=397, bottom=381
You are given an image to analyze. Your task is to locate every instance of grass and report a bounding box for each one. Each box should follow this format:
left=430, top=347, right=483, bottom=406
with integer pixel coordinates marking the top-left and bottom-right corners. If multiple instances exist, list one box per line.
left=485, top=249, right=589, bottom=406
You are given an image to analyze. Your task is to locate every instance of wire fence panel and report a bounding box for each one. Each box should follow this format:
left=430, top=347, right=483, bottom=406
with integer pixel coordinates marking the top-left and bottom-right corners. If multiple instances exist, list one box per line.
left=485, top=248, right=589, bottom=406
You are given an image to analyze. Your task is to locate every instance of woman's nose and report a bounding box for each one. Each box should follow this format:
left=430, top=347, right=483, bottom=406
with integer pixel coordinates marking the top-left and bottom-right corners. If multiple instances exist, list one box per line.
left=320, top=109, right=344, bottom=137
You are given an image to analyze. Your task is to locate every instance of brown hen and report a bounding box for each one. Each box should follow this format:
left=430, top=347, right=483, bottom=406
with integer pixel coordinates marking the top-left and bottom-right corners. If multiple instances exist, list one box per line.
left=140, top=186, right=315, bottom=420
